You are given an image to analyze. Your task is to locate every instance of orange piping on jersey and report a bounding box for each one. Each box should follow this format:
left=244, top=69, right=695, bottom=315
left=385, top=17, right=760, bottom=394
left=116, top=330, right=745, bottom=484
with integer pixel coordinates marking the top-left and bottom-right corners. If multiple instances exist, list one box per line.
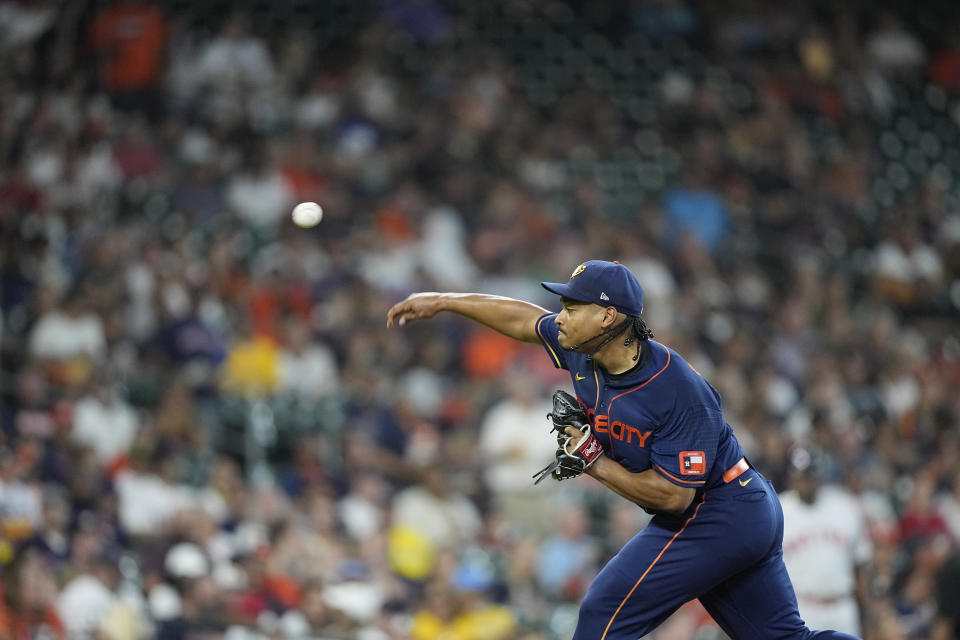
left=593, top=365, right=600, bottom=413
left=537, top=315, right=562, bottom=368
left=655, top=464, right=706, bottom=486
left=608, top=349, right=671, bottom=406
left=600, top=492, right=706, bottom=640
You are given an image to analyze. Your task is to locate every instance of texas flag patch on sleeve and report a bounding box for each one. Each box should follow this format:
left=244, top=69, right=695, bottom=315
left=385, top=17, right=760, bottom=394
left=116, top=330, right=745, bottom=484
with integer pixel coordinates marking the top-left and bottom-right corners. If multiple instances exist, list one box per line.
left=679, top=451, right=706, bottom=475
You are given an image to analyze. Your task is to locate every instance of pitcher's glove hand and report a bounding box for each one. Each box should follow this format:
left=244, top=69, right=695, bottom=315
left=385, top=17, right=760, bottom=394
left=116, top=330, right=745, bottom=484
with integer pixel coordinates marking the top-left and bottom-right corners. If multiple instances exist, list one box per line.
left=546, top=390, right=589, bottom=445
left=532, top=391, right=603, bottom=484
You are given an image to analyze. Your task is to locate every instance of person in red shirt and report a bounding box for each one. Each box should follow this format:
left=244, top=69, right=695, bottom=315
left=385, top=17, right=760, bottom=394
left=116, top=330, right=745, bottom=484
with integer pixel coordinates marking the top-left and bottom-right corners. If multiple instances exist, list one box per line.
left=898, top=473, right=950, bottom=546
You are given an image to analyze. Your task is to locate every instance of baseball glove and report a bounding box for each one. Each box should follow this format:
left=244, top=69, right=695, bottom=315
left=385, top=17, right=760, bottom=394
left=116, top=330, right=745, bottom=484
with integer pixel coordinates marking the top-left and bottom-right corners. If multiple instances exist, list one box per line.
left=546, top=390, right=589, bottom=444
left=532, top=390, right=603, bottom=484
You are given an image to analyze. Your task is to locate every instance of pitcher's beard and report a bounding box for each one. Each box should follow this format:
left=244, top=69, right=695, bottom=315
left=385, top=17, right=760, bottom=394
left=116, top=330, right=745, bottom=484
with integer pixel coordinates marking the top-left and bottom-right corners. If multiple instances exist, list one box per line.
left=563, top=318, right=631, bottom=356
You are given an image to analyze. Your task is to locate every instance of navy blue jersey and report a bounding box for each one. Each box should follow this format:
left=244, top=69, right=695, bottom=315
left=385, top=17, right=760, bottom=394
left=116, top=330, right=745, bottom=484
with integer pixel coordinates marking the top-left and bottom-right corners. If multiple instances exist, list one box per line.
left=535, top=313, right=745, bottom=490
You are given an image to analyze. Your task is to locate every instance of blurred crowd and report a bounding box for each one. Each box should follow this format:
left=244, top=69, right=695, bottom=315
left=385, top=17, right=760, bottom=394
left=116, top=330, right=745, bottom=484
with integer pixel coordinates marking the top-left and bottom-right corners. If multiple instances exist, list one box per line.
left=0, top=0, right=959, bottom=638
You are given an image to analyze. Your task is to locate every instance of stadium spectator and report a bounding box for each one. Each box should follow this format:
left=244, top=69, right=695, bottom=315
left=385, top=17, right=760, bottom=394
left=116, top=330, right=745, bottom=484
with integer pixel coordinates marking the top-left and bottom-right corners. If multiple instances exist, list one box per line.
left=392, top=463, right=482, bottom=550
left=478, top=368, right=557, bottom=535
left=0, top=546, right=64, bottom=639
left=70, top=373, right=139, bottom=468
left=780, top=447, right=872, bottom=635
left=536, top=505, right=597, bottom=601
left=88, top=0, right=168, bottom=117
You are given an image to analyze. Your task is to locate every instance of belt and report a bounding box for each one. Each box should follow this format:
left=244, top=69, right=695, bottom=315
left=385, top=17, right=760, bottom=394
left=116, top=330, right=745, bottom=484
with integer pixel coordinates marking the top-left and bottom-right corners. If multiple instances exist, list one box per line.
left=722, top=457, right=750, bottom=483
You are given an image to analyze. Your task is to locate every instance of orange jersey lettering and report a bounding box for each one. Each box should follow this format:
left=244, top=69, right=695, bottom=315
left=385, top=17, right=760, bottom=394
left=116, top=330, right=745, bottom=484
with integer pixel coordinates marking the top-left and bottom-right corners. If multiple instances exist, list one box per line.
left=589, top=413, right=651, bottom=448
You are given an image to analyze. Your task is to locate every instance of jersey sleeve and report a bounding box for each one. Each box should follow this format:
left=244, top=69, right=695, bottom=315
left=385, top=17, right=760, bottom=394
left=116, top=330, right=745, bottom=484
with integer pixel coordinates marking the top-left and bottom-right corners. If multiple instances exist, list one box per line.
left=534, top=313, right=568, bottom=371
left=650, top=405, right=723, bottom=488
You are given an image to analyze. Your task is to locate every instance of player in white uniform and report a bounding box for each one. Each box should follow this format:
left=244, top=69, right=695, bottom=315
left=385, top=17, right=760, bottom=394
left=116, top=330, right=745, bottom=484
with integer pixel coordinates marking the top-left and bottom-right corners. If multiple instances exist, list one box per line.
left=779, top=447, right=873, bottom=636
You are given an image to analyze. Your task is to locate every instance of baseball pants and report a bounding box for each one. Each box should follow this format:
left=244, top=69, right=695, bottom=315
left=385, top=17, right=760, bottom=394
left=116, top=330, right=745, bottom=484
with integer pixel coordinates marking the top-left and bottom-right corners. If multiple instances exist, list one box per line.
left=796, top=597, right=861, bottom=637
left=573, top=470, right=861, bottom=640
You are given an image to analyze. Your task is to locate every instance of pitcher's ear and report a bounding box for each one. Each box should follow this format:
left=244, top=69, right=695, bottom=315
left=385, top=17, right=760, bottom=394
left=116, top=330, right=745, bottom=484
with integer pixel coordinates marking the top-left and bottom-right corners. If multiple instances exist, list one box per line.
left=603, top=306, right=619, bottom=325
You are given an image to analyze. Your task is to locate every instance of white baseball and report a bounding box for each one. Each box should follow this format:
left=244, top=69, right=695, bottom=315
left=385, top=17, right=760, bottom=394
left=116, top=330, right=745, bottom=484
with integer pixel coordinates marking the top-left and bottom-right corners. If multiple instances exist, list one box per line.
left=292, top=202, right=323, bottom=227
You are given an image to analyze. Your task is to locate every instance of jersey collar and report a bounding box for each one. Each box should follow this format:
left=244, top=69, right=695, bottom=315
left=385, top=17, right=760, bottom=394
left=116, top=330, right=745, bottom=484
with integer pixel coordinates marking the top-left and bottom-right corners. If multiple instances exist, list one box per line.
left=597, top=339, right=658, bottom=388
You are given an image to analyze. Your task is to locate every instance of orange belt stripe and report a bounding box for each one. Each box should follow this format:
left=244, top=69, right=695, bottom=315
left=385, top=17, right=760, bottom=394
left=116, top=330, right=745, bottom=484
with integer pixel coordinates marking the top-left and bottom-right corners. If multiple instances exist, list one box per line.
left=722, top=457, right=749, bottom=483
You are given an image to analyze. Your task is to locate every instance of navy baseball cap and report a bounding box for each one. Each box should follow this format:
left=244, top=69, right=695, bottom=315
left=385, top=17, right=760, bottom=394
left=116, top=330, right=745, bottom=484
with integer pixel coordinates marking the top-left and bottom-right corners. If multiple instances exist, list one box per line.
left=541, top=260, right=644, bottom=317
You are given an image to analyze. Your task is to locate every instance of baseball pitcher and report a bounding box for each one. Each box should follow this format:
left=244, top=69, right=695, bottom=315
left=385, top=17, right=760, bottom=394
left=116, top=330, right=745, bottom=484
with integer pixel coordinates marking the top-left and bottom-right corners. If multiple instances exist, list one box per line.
left=388, top=259, right=860, bottom=640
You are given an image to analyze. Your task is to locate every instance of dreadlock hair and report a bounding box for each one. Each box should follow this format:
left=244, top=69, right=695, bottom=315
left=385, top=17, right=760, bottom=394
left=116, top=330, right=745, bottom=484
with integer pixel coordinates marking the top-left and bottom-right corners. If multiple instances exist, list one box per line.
left=623, top=316, right=654, bottom=361
left=632, top=316, right=654, bottom=341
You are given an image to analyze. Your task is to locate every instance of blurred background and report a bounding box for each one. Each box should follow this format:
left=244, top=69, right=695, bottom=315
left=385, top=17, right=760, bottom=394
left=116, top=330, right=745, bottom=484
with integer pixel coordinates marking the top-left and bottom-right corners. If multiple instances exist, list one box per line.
left=0, top=0, right=959, bottom=638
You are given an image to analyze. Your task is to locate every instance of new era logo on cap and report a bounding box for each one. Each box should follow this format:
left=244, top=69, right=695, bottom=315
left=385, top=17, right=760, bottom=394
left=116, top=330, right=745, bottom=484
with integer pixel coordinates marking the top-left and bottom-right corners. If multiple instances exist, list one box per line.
left=540, top=260, right=645, bottom=317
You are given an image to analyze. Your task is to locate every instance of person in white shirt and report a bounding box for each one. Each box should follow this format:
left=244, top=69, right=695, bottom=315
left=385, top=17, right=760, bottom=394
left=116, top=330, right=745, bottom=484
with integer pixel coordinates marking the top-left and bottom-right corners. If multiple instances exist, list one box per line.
left=71, top=375, right=139, bottom=467
left=192, top=11, right=277, bottom=126
left=391, top=464, right=481, bottom=550
left=478, top=370, right=559, bottom=535
left=57, top=554, right=123, bottom=639
left=780, top=447, right=872, bottom=636
left=28, top=289, right=106, bottom=363
left=225, top=151, right=294, bottom=230
left=195, top=12, right=274, bottom=95
left=276, top=316, right=340, bottom=400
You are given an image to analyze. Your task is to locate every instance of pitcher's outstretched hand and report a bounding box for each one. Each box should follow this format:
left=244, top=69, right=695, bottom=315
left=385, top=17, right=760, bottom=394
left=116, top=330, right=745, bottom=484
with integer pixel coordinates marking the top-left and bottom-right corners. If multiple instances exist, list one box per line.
left=386, top=293, right=444, bottom=328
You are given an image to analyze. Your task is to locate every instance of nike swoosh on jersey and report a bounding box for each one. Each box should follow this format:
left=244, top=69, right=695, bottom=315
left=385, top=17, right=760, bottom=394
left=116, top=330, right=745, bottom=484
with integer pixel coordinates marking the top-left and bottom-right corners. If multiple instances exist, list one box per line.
left=739, top=477, right=753, bottom=487
left=575, top=373, right=586, bottom=381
